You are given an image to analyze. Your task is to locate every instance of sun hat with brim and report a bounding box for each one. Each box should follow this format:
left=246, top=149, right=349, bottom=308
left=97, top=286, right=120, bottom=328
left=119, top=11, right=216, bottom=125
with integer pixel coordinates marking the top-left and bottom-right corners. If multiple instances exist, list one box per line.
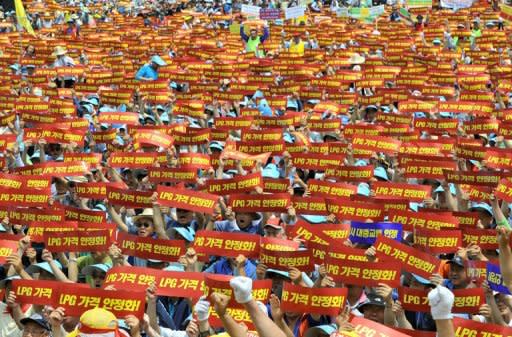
left=81, top=264, right=111, bottom=277
left=265, top=268, right=291, bottom=280
left=150, top=55, right=167, bottom=66
left=357, top=182, right=371, bottom=196
left=374, top=167, right=389, bottom=181
left=357, top=293, right=386, bottom=311
left=301, top=215, right=328, bottom=224
left=434, top=183, right=456, bottom=195
left=304, top=324, right=337, bottom=337
left=26, top=261, right=62, bottom=275
left=470, top=202, right=493, bottom=216
left=66, top=308, right=119, bottom=337
left=132, top=208, right=154, bottom=223
left=164, top=263, right=185, bottom=272
left=0, top=275, right=20, bottom=289
left=411, top=273, right=435, bottom=288
left=209, top=141, right=224, bottom=152
left=262, top=163, right=280, bottom=179
left=174, top=226, right=195, bottom=242
left=21, top=314, right=51, bottom=331
left=348, top=53, right=365, bottom=64
left=52, top=46, right=68, bottom=57
left=264, top=216, right=283, bottom=229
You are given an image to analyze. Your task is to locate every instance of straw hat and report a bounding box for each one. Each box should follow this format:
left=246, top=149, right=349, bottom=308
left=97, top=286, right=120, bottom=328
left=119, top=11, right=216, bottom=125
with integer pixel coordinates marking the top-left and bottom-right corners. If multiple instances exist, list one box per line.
left=51, top=46, right=68, bottom=57
left=132, top=208, right=154, bottom=223
left=348, top=53, right=365, bottom=64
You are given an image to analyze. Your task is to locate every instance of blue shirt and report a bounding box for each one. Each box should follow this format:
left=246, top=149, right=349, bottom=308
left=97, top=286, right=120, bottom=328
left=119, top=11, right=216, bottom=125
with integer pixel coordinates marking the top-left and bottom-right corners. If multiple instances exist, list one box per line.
left=204, top=257, right=257, bottom=280
left=135, top=64, right=159, bottom=81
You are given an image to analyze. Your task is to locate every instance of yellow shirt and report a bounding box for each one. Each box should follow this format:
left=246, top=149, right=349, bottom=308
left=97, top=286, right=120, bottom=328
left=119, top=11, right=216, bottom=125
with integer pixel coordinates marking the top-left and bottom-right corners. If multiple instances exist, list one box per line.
left=289, top=41, right=305, bottom=56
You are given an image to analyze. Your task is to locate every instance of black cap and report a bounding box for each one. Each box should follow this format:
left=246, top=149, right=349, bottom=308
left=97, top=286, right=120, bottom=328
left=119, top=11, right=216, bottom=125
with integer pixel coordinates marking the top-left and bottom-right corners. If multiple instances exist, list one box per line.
left=448, top=255, right=465, bottom=268
left=20, top=314, right=51, bottom=331
left=357, top=293, right=386, bottom=311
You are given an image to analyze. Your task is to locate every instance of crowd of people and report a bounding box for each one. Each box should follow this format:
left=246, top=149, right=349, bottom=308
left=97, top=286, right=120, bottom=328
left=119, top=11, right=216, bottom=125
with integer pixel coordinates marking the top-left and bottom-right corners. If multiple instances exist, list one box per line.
left=0, top=0, right=512, bottom=337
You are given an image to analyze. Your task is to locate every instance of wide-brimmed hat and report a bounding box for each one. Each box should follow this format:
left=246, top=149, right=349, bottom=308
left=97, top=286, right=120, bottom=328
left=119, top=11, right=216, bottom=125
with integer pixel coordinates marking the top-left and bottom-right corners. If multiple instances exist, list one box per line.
left=132, top=208, right=154, bottom=223
left=52, top=46, right=68, bottom=57
left=348, top=53, right=365, bottom=64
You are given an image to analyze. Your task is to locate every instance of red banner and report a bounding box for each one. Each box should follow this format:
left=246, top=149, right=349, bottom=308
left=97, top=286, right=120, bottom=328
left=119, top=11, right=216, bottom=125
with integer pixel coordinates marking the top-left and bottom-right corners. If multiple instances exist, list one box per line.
left=157, top=186, right=218, bottom=214
left=75, top=182, right=127, bottom=199
left=0, top=188, right=50, bottom=207
left=203, top=274, right=271, bottom=308
left=495, top=179, right=512, bottom=203
left=325, top=257, right=401, bottom=287
left=0, top=240, right=18, bottom=263
left=414, top=229, right=461, bottom=254
left=373, top=182, right=432, bottom=202
left=349, top=316, right=411, bottom=337
left=324, top=165, right=373, bottom=182
left=27, top=221, right=78, bottom=242
left=0, top=174, right=51, bottom=190
left=108, top=152, right=157, bottom=168
left=462, top=228, right=498, bottom=249
left=98, top=112, right=139, bottom=125
left=485, top=149, right=512, bottom=170
left=259, top=247, right=314, bottom=272
left=104, top=266, right=205, bottom=298
left=228, top=193, right=291, bottom=212
left=444, top=170, right=502, bottom=187
left=291, top=153, right=346, bottom=170
left=404, top=160, right=456, bottom=179
left=44, top=230, right=111, bottom=253
left=64, top=206, right=106, bottom=223
left=307, top=180, right=357, bottom=198
left=12, top=280, right=84, bottom=306
left=375, top=236, right=441, bottom=278
left=55, top=283, right=146, bottom=317
left=117, top=232, right=185, bottom=262
left=326, top=199, right=385, bottom=222
left=15, top=161, right=89, bottom=177
left=387, top=209, right=459, bottom=231
left=352, top=135, right=401, bottom=154
left=107, top=187, right=153, bottom=209
left=193, top=230, right=260, bottom=259
left=281, top=283, right=347, bottom=316
left=147, top=167, right=198, bottom=184
left=204, top=172, right=263, bottom=196
left=24, top=128, right=85, bottom=145
left=452, top=317, right=512, bottom=336
left=291, top=196, right=327, bottom=216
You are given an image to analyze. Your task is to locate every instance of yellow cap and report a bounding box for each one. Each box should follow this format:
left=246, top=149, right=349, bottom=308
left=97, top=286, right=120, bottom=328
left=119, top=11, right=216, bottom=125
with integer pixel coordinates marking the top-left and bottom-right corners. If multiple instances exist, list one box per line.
left=66, top=308, right=118, bottom=337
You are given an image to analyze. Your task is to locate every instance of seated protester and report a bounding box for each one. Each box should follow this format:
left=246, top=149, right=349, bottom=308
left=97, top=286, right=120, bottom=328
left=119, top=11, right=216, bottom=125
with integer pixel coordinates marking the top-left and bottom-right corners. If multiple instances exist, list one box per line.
left=356, top=293, right=386, bottom=324
left=80, top=263, right=111, bottom=288
left=204, top=254, right=257, bottom=280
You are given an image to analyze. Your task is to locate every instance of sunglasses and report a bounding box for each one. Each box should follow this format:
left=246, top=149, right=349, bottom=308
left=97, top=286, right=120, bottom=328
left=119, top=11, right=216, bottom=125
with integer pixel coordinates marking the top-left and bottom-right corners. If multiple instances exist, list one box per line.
left=135, top=222, right=152, bottom=228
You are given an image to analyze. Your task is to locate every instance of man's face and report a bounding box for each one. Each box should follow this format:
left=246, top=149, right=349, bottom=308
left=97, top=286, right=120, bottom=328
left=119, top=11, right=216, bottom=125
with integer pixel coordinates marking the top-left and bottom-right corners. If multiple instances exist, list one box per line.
left=448, top=264, right=467, bottom=288
left=91, top=270, right=106, bottom=288
left=38, top=269, right=55, bottom=281
left=23, top=322, right=49, bottom=337
left=363, top=305, right=385, bottom=323
left=264, top=226, right=284, bottom=239
left=176, top=209, right=193, bottom=225
left=135, top=218, right=154, bottom=237
left=235, top=213, right=254, bottom=229
left=293, top=36, right=300, bottom=44
left=151, top=62, right=160, bottom=70
left=250, top=29, right=257, bottom=39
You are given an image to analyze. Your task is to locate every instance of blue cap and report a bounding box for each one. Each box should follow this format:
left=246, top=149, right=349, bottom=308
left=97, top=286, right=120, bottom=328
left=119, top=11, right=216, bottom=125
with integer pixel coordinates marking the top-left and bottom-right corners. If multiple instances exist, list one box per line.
left=301, top=215, right=327, bottom=224
left=174, top=227, right=195, bottom=242
left=439, top=112, right=454, bottom=118
left=434, top=183, right=456, bottom=195
left=414, top=112, right=427, bottom=119
left=259, top=105, right=273, bottom=116
left=283, top=133, right=294, bottom=144
left=411, top=273, right=432, bottom=285
left=354, top=159, right=368, bottom=167
left=304, top=324, right=337, bottom=337
left=265, top=268, right=290, bottom=280
left=410, top=202, right=420, bottom=212
left=357, top=182, right=370, bottom=196
left=470, top=202, right=493, bottom=216
left=150, top=55, right=167, bottom=66
left=253, top=90, right=265, bottom=99
left=209, top=141, right=224, bottom=152
left=374, top=167, right=389, bottom=181
left=20, top=314, right=50, bottom=331
left=81, top=263, right=111, bottom=276
left=262, top=163, right=279, bottom=178
left=26, top=261, right=62, bottom=275
left=164, top=263, right=185, bottom=272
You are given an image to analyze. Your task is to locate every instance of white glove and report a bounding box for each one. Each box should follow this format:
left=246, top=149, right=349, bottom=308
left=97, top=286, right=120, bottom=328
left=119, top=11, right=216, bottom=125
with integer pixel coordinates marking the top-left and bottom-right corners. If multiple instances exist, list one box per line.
left=428, top=285, right=454, bottom=320
left=229, top=276, right=253, bottom=304
left=194, top=297, right=210, bottom=322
